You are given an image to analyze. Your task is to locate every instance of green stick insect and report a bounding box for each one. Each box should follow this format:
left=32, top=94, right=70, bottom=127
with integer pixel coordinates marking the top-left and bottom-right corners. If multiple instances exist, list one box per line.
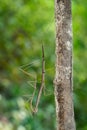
left=19, top=45, right=46, bottom=114
left=19, top=45, right=54, bottom=114
left=19, top=15, right=55, bottom=114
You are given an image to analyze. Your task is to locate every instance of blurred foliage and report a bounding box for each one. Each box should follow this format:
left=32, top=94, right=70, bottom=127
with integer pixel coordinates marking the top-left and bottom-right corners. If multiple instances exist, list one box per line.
left=72, top=0, right=87, bottom=130
left=0, top=0, right=87, bottom=130
left=0, top=0, right=55, bottom=130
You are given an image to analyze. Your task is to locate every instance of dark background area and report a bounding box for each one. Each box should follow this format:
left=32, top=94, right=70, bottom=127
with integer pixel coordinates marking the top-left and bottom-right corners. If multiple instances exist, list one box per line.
left=0, top=0, right=87, bottom=130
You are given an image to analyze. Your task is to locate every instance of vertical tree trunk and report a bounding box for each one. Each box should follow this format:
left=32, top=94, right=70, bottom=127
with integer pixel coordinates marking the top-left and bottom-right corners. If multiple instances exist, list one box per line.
left=54, top=0, right=76, bottom=130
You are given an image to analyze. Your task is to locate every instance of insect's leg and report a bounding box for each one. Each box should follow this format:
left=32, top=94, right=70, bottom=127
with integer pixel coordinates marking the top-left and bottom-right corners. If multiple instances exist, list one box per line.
left=19, top=68, right=36, bottom=79
left=27, top=81, right=36, bottom=88
left=43, top=87, right=52, bottom=96
left=22, top=81, right=36, bottom=104
left=29, top=76, right=37, bottom=113
left=19, top=60, right=40, bottom=70
left=19, top=64, right=39, bottom=113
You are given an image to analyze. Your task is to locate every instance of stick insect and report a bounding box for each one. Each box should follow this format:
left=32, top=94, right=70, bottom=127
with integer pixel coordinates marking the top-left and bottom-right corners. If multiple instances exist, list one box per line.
left=19, top=44, right=46, bottom=114
left=19, top=15, right=55, bottom=114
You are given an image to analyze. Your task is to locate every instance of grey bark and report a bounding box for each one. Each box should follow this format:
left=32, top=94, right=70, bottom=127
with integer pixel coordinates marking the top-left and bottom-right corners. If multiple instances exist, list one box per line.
left=54, top=0, right=76, bottom=130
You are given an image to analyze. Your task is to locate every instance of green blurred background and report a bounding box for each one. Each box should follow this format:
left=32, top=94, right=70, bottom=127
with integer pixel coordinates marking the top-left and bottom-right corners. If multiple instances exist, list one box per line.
left=0, top=0, right=87, bottom=130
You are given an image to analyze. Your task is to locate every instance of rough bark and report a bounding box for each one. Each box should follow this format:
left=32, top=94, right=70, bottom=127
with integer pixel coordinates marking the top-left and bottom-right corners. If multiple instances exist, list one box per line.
left=54, top=0, right=76, bottom=130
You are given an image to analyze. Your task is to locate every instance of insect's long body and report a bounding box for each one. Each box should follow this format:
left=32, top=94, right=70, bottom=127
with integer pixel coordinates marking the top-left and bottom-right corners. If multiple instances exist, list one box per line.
left=34, top=44, right=45, bottom=113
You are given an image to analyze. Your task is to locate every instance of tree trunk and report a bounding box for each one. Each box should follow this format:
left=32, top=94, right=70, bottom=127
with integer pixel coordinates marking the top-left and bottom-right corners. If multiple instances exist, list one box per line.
left=54, top=0, right=76, bottom=130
